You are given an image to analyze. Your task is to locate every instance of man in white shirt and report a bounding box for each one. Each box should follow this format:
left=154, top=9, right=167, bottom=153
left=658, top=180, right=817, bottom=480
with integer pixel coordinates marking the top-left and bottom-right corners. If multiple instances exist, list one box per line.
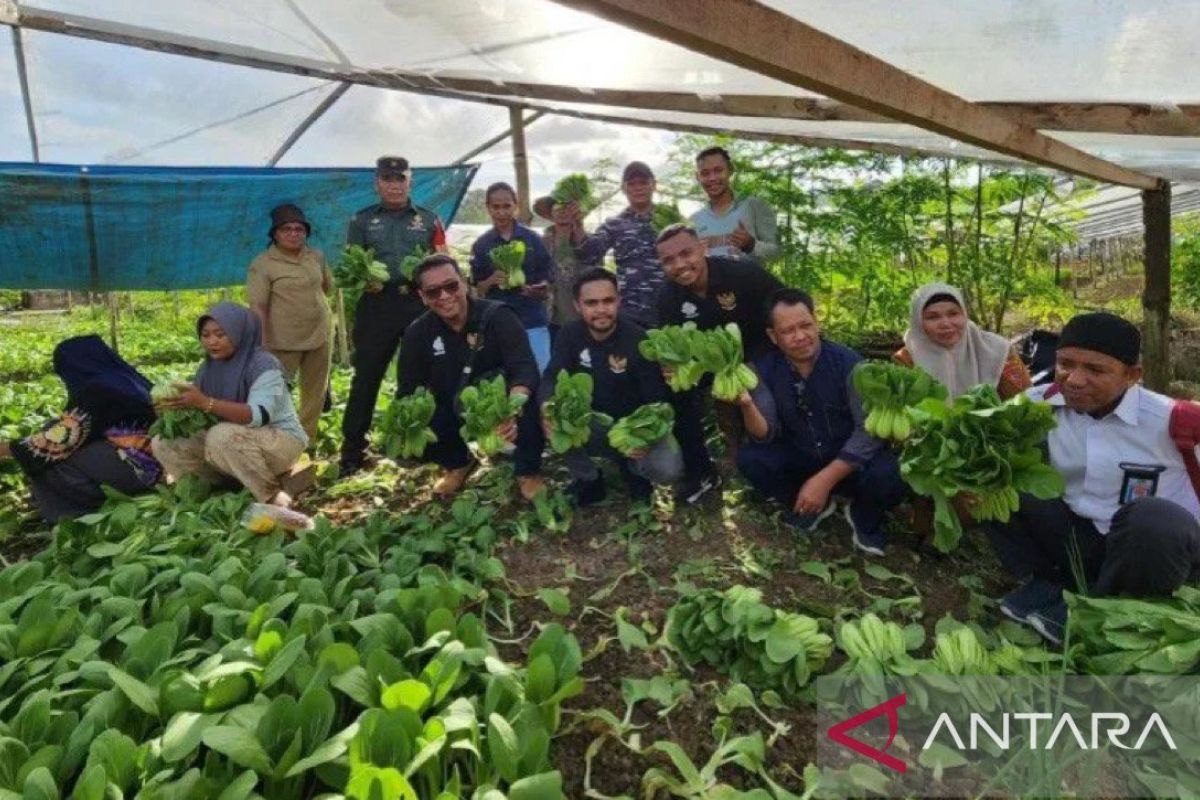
left=988, top=312, right=1200, bottom=645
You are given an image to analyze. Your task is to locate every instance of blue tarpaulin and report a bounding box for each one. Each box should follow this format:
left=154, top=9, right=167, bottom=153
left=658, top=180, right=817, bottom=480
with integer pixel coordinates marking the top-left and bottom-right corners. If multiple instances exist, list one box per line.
left=0, top=162, right=479, bottom=290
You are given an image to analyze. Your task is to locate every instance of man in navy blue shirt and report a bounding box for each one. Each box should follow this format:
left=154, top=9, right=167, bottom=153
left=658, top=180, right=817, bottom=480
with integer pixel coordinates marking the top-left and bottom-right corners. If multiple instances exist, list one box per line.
left=734, top=288, right=905, bottom=556
left=470, top=182, right=557, bottom=372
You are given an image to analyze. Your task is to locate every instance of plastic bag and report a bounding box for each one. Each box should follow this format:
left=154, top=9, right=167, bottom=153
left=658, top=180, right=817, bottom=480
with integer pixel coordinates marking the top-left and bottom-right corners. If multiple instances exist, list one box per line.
left=240, top=503, right=315, bottom=535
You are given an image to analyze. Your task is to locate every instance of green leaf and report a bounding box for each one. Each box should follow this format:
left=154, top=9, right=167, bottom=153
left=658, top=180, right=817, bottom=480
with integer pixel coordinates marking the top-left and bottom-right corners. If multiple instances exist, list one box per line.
left=284, top=723, right=359, bottom=778
left=509, top=771, right=563, bottom=800
left=107, top=666, right=159, bottom=716
left=83, top=730, right=138, bottom=793
left=201, top=726, right=273, bottom=774
left=380, top=680, right=432, bottom=715
left=20, top=767, right=58, bottom=800
left=345, top=765, right=417, bottom=800
left=799, top=561, right=832, bottom=583
left=535, top=588, right=571, bottom=616
left=262, top=634, right=307, bottom=689
left=764, top=617, right=806, bottom=664
left=863, top=564, right=912, bottom=585
left=525, top=654, right=556, bottom=705
left=615, top=611, right=649, bottom=654
left=486, top=714, right=521, bottom=783
left=214, top=771, right=258, bottom=800
left=67, top=764, right=104, bottom=800
left=161, top=712, right=220, bottom=763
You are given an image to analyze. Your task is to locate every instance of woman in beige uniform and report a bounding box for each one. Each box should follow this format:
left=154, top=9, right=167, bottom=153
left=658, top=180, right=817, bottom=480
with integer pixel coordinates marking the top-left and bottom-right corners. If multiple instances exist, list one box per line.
left=246, top=203, right=333, bottom=441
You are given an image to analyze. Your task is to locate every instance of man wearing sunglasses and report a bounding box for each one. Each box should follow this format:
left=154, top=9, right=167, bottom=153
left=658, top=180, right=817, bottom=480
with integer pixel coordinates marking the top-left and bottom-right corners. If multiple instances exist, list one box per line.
left=339, top=155, right=449, bottom=478
left=734, top=288, right=906, bottom=557
left=395, top=254, right=546, bottom=499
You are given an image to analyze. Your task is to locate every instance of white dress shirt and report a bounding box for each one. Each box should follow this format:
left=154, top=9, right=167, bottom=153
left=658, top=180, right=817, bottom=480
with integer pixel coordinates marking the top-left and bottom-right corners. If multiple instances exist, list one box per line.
left=1031, top=383, right=1200, bottom=534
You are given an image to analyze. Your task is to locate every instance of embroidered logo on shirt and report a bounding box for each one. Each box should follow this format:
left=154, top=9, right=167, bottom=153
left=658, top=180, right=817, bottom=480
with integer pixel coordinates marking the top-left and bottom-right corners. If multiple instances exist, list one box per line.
left=409, top=216, right=426, bottom=231
left=608, top=355, right=628, bottom=374
left=466, top=332, right=482, bottom=350
left=432, top=336, right=446, bottom=356
left=717, top=292, right=738, bottom=311
left=579, top=349, right=592, bottom=368
left=681, top=301, right=699, bottom=319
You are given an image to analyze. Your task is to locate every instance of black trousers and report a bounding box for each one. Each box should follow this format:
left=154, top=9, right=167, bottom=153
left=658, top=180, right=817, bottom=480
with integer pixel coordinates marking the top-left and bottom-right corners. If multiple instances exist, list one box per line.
left=987, top=495, right=1200, bottom=597
left=29, top=441, right=152, bottom=523
left=341, top=290, right=425, bottom=460
left=671, top=387, right=715, bottom=481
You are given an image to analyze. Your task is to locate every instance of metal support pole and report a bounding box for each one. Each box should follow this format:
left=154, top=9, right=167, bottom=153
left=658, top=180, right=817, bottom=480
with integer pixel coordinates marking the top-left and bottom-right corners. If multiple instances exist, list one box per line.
left=452, top=110, right=546, bottom=165
left=1142, top=182, right=1171, bottom=391
left=268, top=82, right=352, bottom=166
left=509, top=105, right=532, bottom=223
left=12, top=27, right=39, bottom=162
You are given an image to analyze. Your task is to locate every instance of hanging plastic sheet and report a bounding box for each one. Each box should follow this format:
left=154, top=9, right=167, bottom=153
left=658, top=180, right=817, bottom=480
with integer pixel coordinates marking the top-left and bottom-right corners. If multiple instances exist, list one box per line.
left=0, top=162, right=478, bottom=290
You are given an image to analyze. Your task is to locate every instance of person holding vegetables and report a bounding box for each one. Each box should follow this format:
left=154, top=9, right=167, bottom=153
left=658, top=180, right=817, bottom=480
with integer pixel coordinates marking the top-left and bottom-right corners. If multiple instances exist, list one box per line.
left=396, top=254, right=546, bottom=500
left=894, top=283, right=1031, bottom=400
left=654, top=222, right=784, bottom=502
left=538, top=268, right=683, bottom=506
left=339, top=155, right=449, bottom=478
left=0, top=335, right=160, bottom=522
left=734, top=289, right=906, bottom=556
left=246, top=203, right=332, bottom=441
left=567, top=161, right=668, bottom=328
left=151, top=303, right=308, bottom=508
left=470, top=182, right=557, bottom=373
left=987, top=312, right=1200, bottom=644
left=690, top=146, right=779, bottom=264
left=534, top=192, right=587, bottom=341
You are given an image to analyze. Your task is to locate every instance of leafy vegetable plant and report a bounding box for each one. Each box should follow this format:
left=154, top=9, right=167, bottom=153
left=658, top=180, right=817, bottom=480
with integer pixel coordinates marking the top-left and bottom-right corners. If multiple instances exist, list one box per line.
left=458, top=375, right=528, bottom=456
left=608, top=402, right=674, bottom=456
left=542, top=371, right=612, bottom=454
left=379, top=388, right=438, bottom=459
left=488, top=241, right=527, bottom=290
left=851, top=362, right=947, bottom=441
left=335, top=244, right=390, bottom=292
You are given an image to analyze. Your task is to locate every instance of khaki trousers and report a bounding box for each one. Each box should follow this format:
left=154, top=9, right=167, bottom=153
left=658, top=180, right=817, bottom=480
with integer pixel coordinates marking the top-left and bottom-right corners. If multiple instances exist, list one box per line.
left=270, top=338, right=332, bottom=442
left=152, top=423, right=305, bottom=502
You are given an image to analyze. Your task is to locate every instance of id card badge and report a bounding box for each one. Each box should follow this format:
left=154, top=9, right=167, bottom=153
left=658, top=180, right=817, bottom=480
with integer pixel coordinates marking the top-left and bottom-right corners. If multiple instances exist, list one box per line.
left=1118, top=462, right=1166, bottom=505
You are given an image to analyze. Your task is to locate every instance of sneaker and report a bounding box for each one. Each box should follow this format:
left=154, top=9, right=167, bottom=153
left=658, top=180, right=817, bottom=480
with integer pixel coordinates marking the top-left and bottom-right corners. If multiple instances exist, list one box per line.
left=788, top=499, right=838, bottom=533
left=433, top=465, right=474, bottom=498
left=999, top=578, right=1064, bottom=624
left=1028, top=600, right=1068, bottom=646
left=844, top=503, right=886, bottom=557
left=675, top=472, right=722, bottom=506
left=567, top=476, right=607, bottom=507
left=517, top=475, right=547, bottom=502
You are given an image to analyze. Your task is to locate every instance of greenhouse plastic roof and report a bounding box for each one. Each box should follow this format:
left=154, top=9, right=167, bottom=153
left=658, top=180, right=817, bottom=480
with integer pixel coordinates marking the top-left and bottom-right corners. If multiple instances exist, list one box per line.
left=4, top=0, right=1200, bottom=187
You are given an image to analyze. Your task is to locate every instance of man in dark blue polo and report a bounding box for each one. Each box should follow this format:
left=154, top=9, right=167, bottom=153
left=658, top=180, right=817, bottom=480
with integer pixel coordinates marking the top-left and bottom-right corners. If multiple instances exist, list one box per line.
left=339, top=155, right=448, bottom=477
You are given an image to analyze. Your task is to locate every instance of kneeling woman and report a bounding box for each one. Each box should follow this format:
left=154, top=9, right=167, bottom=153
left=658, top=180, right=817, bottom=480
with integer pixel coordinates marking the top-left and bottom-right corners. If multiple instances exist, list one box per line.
left=152, top=303, right=307, bottom=507
left=0, top=335, right=159, bottom=522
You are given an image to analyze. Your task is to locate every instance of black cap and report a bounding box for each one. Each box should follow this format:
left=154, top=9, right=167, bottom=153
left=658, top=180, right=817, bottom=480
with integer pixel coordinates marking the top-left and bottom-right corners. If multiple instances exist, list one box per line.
left=269, top=203, right=311, bottom=236
left=1058, top=312, right=1141, bottom=366
left=376, top=156, right=410, bottom=178
left=622, top=161, right=654, bottom=182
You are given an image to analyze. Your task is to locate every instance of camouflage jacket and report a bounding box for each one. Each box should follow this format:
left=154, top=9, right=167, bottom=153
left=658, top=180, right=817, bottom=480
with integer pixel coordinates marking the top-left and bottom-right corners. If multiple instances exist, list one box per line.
left=574, top=206, right=664, bottom=327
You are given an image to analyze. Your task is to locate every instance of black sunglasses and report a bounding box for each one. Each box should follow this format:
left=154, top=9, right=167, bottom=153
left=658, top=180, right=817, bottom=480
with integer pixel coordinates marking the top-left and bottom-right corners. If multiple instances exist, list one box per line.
left=421, top=279, right=463, bottom=299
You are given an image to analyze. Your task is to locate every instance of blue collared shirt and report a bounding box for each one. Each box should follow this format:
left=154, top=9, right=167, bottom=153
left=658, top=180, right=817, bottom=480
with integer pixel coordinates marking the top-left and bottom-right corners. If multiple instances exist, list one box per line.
left=470, top=223, right=557, bottom=329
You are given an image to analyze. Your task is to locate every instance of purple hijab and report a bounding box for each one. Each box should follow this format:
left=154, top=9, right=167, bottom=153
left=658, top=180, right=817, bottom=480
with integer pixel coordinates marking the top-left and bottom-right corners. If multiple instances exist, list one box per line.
left=195, top=303, right=280, bottom=403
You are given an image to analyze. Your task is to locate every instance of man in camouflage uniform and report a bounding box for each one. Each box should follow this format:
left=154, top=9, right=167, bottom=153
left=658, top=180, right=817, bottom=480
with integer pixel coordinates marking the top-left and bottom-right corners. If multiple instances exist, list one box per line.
left=568, top=161, right=665, bottom=328
left=339, top=156, right=448, bottom=476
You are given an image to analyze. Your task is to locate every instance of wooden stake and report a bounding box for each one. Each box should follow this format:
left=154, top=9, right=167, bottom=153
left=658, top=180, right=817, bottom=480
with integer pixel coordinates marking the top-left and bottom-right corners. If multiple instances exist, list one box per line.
left=335, top=289, right=350, bottom=366
left=510, top=105, right=532, bottom=223
left=107, top=292, right=120, bottom=354
left=1142, top=183, right=1171, bottom=391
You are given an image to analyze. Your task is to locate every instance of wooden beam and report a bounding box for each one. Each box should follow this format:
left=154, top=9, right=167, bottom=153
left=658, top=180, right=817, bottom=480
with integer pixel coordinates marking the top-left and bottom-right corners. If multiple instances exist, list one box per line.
left=452, top=110, right=546, bottom=165
left=510, top=106, right=532, bottom=223
left=267, top=81, right=351, bottom=166
left=989, top=102, right=1200, bottom=138
left=1142, top=184, right=1171, bottom=391
left=551, top=0, right=1159, bottom=189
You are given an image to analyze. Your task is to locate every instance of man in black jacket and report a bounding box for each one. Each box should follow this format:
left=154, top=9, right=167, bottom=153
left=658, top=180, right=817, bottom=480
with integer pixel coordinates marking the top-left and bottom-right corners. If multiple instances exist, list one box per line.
left=397, top=255, right=545, bottom=500
left=655, top=223, right=783, bottom=502
left=540, top=268, right=683, bottom=506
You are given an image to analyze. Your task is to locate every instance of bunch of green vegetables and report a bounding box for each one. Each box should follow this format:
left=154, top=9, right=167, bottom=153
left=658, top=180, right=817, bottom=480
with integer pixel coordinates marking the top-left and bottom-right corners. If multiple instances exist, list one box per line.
left=543, top=371, right=612, bottom=454
left=693, top=324, right=759, bottom=401
left=379, top=387, right=437, bottom=459
left=667, top=584, right=832, bottom=698
left=148, top=383, right=217, bottom=439
left=488, top=241, right=527, bottom=289
left=851, top=362, right=948, bottom=441
left=900, top=385, right=1063, bottom=553
left=550, top=172, right=595, bottom=212
left=651, top=203, right=684, bottom=233
left=1067, top=587, right=1200, bottom=674
left=334, top=244, right=390, bottom=291
left=638, top=324, right=708, bottom=392
left=608, top=402, right=675, bottom=456
left=458, top=375, right=528, bottom=456
left=397, top=245, right=428, bottom=284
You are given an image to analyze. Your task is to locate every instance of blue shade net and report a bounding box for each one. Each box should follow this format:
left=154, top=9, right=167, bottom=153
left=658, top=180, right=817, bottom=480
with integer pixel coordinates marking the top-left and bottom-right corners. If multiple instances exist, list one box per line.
left=0, top=162, right=479, bottom=290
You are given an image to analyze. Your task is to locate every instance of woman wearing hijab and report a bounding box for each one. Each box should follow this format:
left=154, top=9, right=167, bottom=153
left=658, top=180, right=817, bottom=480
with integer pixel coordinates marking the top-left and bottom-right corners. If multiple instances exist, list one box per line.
left=246, top=203, right=332, bottom=441
left=0, top=335, right=159, bottom=522
left=893, top=283, right=1031, bottom=400
left=151, top=303, right=308, bottom=507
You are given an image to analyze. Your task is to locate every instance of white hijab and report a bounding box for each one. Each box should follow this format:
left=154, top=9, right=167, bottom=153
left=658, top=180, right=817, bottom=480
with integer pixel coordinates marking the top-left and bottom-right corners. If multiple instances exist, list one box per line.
left=903, top=283, right=1011, bottom=398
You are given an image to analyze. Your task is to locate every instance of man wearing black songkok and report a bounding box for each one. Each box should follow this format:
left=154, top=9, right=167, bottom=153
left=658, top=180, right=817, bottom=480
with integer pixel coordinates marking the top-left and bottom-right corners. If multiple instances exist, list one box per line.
left=987, top=312, right=1200, bottom=645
